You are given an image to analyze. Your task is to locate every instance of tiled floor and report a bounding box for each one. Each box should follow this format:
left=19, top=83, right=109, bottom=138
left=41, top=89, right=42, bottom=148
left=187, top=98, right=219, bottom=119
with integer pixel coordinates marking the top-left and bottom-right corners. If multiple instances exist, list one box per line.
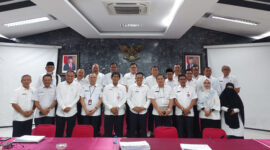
left=0, top=127, right=269, bottom=139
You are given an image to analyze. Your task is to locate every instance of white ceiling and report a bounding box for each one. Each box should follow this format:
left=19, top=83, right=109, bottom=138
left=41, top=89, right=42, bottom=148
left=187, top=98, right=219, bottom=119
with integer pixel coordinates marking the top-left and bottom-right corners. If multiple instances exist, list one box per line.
left=195, top=3, right=270, bottom=39
left=0, top=0, right=269, bottom=39
left=0, top=5, right=66, bottom=38
left=29, top=0, right=218, bottom=39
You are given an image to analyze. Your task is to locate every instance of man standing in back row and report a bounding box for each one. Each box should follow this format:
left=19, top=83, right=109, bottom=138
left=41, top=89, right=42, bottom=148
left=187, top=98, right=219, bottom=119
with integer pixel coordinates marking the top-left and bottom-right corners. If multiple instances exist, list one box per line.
left=36, top=62, right=61, bottom=88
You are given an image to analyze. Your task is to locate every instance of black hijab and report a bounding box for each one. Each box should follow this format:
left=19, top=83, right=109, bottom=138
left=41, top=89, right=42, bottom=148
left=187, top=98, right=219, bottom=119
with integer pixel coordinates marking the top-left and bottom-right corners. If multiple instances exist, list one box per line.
left=220, top=83, right=245, bottom=129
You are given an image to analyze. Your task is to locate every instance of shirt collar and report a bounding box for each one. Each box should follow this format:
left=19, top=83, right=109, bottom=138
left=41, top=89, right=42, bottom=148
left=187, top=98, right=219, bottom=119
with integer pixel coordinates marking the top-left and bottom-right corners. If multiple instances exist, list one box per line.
left=65, top=81, right=74, bottom=85
left=43, top=85, right=52, bottom=88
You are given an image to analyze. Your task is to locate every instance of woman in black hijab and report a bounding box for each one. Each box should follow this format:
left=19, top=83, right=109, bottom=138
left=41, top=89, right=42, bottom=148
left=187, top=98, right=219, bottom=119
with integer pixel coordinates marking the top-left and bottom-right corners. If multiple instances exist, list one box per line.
left=220, top=83, right=245, bottom=139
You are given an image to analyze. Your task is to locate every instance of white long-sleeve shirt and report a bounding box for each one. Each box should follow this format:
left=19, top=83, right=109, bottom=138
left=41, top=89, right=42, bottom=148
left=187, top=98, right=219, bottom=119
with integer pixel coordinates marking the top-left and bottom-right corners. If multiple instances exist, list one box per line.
left=171, top=86, right=197, bottom=116
left=218, top=75, right=240, bottom=92
left=123, top=72, right=136, bottom=88
left=165, top=79, right=179, bottom=89
left=32, top=86, right=56, bottom=118
left=103, top=83, right=127, bottom=116
left=103, top=72, right=123, bottom=86
left=145, top=75, right=158, bottom=89
left=127, top=84, right=150, bottom=115
left=80, top=84, right=102, bottom=116
left=148, top=85, right=174, bottom=116
left=56, top=81, right=81, bottom=117
left=10, top=87, right=35, bottom=121
left=36, top=72, right=61, bottom=88
left=86, top=72, right=104, bottom=86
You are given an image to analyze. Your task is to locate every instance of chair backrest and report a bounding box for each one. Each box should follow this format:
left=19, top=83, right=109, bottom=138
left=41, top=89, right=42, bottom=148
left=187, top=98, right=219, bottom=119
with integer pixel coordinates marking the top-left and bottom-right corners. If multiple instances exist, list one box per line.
left=154, top=126, right=178, bottom=138
left=203, top=128, right=227, bottom=139
left=32, top=124, right=56, bottom=137
left=72, top=125, right=94, bottom=137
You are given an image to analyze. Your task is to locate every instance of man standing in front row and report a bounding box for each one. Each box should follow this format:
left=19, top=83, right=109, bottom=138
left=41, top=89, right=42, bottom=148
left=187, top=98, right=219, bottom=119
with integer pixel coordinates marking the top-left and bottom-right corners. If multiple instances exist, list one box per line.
left=148, top=74, right=174, bottom=127
left=80, top=73, right=103, bottom=137
left=56, top=71, right=81, bottom=137
left=127, top=72, right=150, bottom=137
left=172, top=74, right=197, bottom=138
left=33, top=74, right=57, bottom=125
left=103, top=72, right=127, bottom=137
left=11, top=75, right=35, bottom=137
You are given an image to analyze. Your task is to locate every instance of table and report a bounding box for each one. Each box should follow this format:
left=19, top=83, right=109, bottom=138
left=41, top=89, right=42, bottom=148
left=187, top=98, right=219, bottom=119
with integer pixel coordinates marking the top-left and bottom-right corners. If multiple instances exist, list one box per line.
left=1, top=138, right=270, bottom=150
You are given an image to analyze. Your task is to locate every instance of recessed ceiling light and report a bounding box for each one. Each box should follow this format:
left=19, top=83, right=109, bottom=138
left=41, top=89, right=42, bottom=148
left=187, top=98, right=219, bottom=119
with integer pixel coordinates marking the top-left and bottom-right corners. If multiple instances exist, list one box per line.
left=251, top=31, right=270, bottom=40
left=0, top=34, right=8, bottom=39
left=4, top=17, right=50, bottom=27
left=120, top=24, right=141, bottom=28
left=211, top=15, right=258, bottom=26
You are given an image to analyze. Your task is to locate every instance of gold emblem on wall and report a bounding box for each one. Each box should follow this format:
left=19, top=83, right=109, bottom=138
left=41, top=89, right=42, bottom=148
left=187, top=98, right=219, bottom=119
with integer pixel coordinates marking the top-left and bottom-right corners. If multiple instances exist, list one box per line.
left=119, top=44, right=144, bottom=62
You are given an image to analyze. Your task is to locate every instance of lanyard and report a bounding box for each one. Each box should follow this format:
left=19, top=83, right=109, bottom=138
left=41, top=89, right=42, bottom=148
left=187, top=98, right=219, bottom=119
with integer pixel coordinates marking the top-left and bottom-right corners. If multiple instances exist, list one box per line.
left=89, top=86, right=96, bottom=99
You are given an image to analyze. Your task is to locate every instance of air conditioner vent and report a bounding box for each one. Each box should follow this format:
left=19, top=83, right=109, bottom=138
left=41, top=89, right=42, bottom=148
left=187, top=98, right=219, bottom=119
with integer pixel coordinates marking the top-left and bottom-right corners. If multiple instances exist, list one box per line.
left=105, top=2, right=149, bottom=15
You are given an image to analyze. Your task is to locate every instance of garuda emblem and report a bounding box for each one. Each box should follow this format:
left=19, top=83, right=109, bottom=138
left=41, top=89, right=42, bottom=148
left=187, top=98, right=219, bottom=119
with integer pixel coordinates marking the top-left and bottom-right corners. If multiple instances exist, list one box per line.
left=119, top=44, right=144, bottom=62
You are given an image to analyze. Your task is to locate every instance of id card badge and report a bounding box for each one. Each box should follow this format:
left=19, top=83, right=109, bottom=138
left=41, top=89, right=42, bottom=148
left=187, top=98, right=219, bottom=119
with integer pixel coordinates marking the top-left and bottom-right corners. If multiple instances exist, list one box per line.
left=187, top=92, right=190, bottom=97
left=88, top=99, right=92, bottom=105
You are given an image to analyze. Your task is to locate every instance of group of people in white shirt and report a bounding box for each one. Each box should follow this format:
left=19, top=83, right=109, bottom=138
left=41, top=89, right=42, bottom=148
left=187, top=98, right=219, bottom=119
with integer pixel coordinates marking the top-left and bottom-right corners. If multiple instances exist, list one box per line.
left=11, top=62, right=244, bottom=139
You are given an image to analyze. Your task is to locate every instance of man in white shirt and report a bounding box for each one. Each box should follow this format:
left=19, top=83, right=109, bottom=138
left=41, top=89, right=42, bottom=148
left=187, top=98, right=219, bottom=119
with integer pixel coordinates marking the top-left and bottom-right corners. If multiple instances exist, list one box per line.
left=75, top=69, right=87, bottom=86
left=145, top=66, right=159, bottom=135
left=165, top=68, right=179, bottom=88
left=55, top=71, right=82, bottom=137
left=148, top=74, right=174, bottom=127
left=218, top=65, right=240, bottom=93
left=197, top=67, right=222, bottom=95
left=11, top=75, right=35, bottom=137
left=33, top=74, right=57, bottom=125
left=145, top=66, right=159, bottom=88
left=74, top=69, right=87, bottom=124
left=103, top=63, right=123, bottom=87
left=86, top=64, right=104, bottom=86
left=80, top=73, right=103, bottom=137
left=173, top=64, right=182, bottom=82
left=172, top=74, right=197, bottom=138
left=185, top=69, right=200, bottom=138
left=127, top=72, right=150, bottom=137
left=165, top=68, right=179, bottom=129
left=103, top=72, right=127, bottom=137
left=36, top=62, right=61, bottom=88
left=123, top=63, right=138, bottom=90
left=192, top=65, right=202, bottom=81
left=122, top=63, right=138, bottom=136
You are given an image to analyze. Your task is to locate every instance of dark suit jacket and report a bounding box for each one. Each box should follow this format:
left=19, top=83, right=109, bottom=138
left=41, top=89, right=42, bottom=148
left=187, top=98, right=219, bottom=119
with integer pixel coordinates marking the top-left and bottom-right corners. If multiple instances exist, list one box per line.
left=63, top=63, right=75, bottom=71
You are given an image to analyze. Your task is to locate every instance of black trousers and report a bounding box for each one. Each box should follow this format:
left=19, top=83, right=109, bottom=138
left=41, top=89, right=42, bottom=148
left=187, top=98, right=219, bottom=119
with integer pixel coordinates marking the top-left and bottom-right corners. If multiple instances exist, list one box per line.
left=172, top=106, right=177, bottom=128
left=77, top=102, right=83, bottom=124
left=125, top=103, right=130, bottom=136
left=104, top=115, right=124, bottom=137
left=81, top=115, right=101, bottom=137
left=55, top=115, right=76, bottom=137
left=154, top=115, right=172, bottom=127
left=175, top=116, right=194, bottom=138
left=200, top=118, right=221, bottom=133
left=193, top=105, right=201, bottom=138
left=147, top=104, right=154, bottom=132
left=128, top=112, right=147, bottom=137
left=12, top=119, right=32, bottom=137
left=35, top=117, right=55, bottom=126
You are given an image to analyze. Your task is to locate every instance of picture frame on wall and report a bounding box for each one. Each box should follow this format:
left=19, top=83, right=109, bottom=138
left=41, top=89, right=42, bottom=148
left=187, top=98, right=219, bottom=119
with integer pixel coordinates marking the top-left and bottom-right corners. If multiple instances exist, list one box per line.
left=183, top=53, right=202, bottom=73
left=58, top=52, right=79, bottom=75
